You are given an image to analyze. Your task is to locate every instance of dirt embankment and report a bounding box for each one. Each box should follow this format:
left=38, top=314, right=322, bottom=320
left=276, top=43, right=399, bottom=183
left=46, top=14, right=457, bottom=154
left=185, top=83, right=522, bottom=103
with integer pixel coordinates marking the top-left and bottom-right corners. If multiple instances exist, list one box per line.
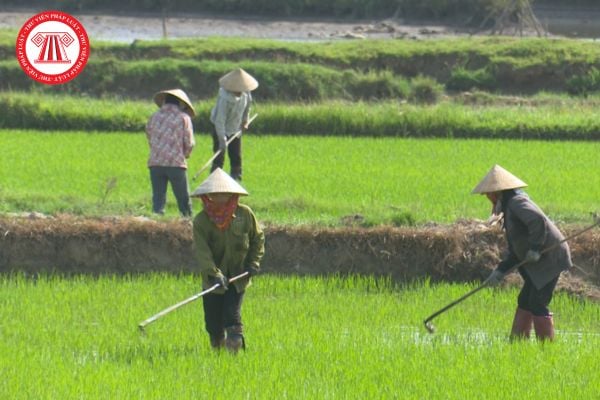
left=1, top=215, right=598, bottom=300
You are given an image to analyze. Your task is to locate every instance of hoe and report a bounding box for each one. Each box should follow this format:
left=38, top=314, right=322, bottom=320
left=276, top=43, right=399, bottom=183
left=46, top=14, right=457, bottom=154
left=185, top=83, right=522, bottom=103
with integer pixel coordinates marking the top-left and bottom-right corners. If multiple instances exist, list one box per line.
left=192, top=113, right=258, bottom=181
left=138, top=271, right=249, bottom=333
left=423, top=216, right=599, bottom=334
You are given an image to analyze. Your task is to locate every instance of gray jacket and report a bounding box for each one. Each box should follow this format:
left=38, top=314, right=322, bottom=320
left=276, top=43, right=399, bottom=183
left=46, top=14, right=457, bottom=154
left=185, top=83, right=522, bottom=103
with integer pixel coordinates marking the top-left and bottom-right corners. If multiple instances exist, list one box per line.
left=498, top=191, right=572, bottom=289
left=210, top=88, right=251, bottom=139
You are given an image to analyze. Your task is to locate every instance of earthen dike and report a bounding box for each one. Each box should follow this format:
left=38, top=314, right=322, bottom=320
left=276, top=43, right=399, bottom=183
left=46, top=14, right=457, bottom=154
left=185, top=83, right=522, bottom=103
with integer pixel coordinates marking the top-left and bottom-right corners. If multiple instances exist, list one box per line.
left=1, top=215, right=598, bottom=300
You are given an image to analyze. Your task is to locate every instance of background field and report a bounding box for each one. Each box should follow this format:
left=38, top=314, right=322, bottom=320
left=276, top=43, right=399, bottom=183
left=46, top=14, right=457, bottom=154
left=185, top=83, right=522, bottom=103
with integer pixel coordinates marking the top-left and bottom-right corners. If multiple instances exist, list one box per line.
left=1, top=10, right=600, bottom=400
left=1, top=130, right=598, bottom=225
left=3, top=92, right=600, bottom=140
left=1, top=274, right=599, bottom=399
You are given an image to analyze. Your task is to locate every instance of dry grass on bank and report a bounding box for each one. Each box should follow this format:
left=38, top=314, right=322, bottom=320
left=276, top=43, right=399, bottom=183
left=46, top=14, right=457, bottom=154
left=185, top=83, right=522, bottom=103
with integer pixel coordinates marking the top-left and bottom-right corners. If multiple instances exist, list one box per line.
left=1, top=214, right=598, bottom=299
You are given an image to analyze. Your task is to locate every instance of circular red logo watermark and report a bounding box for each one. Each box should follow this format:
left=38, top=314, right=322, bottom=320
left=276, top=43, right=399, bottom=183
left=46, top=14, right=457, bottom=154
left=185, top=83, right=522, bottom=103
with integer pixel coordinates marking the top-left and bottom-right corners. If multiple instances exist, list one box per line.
left=16, top=10, right=89, bottom=85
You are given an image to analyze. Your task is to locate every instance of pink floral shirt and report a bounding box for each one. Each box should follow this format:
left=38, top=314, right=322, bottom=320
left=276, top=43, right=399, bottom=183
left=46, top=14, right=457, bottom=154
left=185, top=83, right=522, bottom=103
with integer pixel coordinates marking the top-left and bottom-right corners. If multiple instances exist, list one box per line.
left=146, top=104, right=195, bottom=168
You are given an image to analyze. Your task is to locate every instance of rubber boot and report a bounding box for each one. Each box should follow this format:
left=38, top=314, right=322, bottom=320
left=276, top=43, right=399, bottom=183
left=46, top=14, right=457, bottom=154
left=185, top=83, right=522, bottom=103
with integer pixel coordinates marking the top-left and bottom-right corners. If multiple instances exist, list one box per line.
left=533, top=314, right=555, bottom=342
left=209, top=334, right=225, bottom=350
left=225, top=325, right=245, bottom=354
left=510, top=307, right=533, bottom=341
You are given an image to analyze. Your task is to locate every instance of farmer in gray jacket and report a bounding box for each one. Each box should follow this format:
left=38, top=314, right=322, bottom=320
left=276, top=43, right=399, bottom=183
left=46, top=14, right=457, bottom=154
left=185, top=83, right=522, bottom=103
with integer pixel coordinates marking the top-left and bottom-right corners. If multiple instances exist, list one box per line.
left=473, top=165, right=572, bottom=341
left=210, top=68, right=258, bottom=181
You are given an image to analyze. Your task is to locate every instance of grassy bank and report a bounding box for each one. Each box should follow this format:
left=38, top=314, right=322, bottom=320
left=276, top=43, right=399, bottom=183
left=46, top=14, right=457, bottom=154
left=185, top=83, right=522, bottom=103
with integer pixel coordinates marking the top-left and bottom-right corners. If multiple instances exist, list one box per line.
left=2, top=92, right=600, bottom=140
left=1, top=274, right=599, bottom=399
left=2, top=35, right=600, bottom=98
left=0, top=59, right=413, bottom=102
left=1, top=130, right=598, bottom=224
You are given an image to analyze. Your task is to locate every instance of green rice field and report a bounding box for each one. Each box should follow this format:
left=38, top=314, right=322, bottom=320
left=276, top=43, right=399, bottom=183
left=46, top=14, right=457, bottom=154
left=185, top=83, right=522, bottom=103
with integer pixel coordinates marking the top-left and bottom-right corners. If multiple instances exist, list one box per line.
left=2, top=26, right=600, bottom=400
left=1, top=130, right=598, bottom=225
left=1, top=274, right=599, bottom=399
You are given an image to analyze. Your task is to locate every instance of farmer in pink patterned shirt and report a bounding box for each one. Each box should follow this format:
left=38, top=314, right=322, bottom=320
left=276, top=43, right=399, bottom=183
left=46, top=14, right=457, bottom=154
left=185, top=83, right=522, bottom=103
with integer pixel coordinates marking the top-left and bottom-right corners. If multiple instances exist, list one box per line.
left=146, top=89, right=196, bottom=216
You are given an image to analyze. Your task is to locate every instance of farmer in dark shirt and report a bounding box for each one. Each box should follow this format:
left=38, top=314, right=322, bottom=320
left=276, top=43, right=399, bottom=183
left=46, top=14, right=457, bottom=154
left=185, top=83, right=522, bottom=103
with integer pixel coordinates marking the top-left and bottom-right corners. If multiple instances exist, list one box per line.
left=473, top=165, right=572, bottom=341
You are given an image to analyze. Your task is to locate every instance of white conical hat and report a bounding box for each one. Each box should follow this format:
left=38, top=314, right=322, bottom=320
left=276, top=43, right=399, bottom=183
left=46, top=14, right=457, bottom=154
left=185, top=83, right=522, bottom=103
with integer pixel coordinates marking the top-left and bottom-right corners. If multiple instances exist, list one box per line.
left=219, top=68, right=259, bottom=92
left=472, top=164, right=528, bottom=194
left=153, top=88, right=196, bottom=117
left=191, top=168, right=249, bottom=197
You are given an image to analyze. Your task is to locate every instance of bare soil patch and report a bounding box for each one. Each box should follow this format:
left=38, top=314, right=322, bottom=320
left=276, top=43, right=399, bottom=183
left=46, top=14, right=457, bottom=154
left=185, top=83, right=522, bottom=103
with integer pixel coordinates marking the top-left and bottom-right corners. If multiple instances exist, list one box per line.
left=0, top=10, right=466, bottom=42
left=2, top=8, right=598, bottom=43
left=1, top=215, right=598, bottom=300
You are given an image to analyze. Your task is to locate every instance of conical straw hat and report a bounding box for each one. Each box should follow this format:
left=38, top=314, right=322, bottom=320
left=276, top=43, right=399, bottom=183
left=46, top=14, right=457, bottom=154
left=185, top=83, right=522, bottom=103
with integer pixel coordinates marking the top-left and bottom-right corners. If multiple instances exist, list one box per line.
left=153, top=88, right=196, bottom=117
left=219, top=68, right=259, bottom=92
left=472, top=164, right=528, bottom=194
left=191, top=168, right=249, bottom=197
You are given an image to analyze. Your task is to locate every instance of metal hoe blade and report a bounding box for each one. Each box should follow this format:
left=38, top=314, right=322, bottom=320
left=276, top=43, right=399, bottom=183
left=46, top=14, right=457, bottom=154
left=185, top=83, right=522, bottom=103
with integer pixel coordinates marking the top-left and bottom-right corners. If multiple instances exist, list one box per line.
left=424, top=321, right=436, bottom=334
left=422, top=217, right=599, bottom=334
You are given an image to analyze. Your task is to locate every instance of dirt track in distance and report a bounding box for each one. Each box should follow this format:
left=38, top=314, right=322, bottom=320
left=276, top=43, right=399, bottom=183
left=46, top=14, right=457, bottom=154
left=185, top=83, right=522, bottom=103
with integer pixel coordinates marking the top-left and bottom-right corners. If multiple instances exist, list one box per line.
left=2, top=7, right=599, bottom=43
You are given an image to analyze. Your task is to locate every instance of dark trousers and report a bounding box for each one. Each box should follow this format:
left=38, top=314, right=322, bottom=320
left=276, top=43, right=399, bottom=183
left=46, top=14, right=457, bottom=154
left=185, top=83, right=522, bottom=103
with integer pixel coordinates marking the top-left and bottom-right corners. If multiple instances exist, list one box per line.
left=149, top=166, right=191, bottom=216
left=517, top=270, right=559, bottom=316
left=210, top=128, right=242, bottom=180
left=203, top=285, right=245, bottom=339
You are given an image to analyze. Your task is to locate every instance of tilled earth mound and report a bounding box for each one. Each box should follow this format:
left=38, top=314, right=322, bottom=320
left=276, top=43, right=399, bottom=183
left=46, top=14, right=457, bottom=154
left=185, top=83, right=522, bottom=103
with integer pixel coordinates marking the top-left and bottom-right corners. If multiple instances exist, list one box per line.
left=0, top=215, right=598, bottom=300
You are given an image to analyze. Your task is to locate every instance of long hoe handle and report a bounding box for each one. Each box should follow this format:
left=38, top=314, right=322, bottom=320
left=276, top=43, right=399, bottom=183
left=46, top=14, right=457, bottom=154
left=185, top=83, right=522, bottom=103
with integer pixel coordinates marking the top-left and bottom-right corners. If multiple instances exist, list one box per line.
left=192, top=114, right=258, bottom=181
left=423, top=219, right=599, bottom=334
left=138, top=271, right=249, bottom=332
